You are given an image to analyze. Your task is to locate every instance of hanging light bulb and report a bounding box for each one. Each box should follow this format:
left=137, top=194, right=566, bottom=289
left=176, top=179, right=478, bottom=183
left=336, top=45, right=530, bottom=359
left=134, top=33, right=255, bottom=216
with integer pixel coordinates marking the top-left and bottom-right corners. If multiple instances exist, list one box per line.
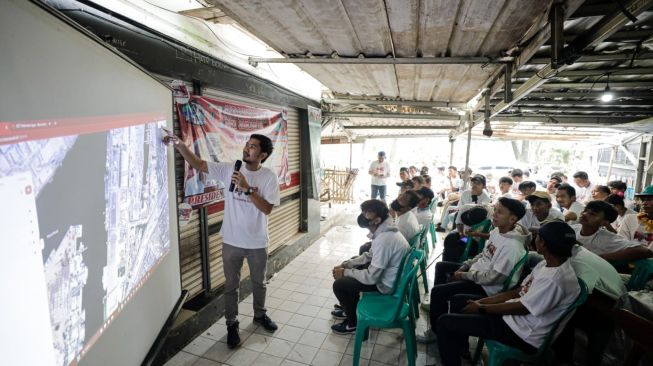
left=601, top=73, right=614, bottom=102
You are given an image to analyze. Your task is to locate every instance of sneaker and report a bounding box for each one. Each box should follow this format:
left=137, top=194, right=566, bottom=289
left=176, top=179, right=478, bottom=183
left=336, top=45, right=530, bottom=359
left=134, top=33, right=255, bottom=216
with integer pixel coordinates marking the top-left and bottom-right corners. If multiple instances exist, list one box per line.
left=227, top=323, right=241, bottom=349
left=331, top=309, right=347, bottom=320
left=331, top=320, right=356, bottom=335
left=333, top=303, right=343, bottom=310
left=435, top=224, right=446, bottom=233
left=253, top=314, right=278, bottom=332
left=416, top=329, right=437, bottom=344
left=420, top=298, right=431, bottom=311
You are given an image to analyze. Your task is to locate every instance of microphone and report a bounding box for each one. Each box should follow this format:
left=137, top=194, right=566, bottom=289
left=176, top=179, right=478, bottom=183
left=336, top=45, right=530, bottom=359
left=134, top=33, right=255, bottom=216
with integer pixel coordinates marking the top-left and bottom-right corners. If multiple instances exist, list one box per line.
left=229, top=160, right=242, bottom=192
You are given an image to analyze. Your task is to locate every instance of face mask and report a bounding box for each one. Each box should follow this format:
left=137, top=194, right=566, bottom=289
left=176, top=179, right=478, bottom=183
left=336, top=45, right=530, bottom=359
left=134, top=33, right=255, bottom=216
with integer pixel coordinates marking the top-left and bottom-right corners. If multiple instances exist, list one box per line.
left=357, top=213, right=371, bottom=228
left=390, top=199, right=403, bottom=212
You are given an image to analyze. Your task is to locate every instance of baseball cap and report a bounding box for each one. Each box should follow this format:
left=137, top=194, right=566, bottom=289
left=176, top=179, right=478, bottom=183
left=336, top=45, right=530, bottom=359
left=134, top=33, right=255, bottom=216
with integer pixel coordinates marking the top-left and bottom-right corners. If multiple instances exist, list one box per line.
left=538, top=221, right=577, bottom=251
left=378, top=151, right=386, bottom=156
left=416, top=187, right=434, bottom=200
left=526, top=191, right=551, bottom=204
left=460, top=206, right=489, bottom=226
left=635, top=185, right=653, bottom=197
left=470, top=174, right=486, bottom=186
left=396, top=180, right=415, bottom=189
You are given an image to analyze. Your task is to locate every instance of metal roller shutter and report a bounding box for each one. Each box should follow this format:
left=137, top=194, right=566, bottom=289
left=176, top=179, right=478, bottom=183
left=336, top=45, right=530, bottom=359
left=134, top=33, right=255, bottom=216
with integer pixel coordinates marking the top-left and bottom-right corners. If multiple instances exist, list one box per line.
left=160, top=78, right=302, bottom=299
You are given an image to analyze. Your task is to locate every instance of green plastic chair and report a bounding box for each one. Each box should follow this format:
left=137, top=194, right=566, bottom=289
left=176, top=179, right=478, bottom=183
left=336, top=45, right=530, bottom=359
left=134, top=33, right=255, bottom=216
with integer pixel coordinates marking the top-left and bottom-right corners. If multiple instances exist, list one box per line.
left=460, top=219, right=493, bottom=263
left=410, top=230, right=430, bottom=295
left=471, top=251, right=529, bottom=365
left=428, top=198, right=438, bottom=249
left=473, top=278, right=588, bottom=366
left=419, top=224, right=430, bottom=258
left=353, top=249, right=425, bottom=366
left=627, top=259, right=653, bottom=290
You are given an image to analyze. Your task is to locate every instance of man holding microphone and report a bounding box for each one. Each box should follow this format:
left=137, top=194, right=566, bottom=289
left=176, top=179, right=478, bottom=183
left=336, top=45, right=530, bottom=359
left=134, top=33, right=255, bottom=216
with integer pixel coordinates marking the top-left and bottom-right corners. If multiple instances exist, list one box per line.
left=164, top=132, right=280, bottom=349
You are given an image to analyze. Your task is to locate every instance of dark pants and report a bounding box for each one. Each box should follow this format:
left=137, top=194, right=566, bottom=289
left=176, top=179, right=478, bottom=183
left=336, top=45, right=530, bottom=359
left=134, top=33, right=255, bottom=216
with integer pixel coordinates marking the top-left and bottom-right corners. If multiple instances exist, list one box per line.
left=429, top=261, right=487, bottom=331
left=437, top=302, right=537, bottom=366
left=443, top=232, right=479, bottom=263
left=553, top=292, right=616, bottom=364
left=333, top=277, right=378, bottom=326
left=371, top=184, right=386, bottom=202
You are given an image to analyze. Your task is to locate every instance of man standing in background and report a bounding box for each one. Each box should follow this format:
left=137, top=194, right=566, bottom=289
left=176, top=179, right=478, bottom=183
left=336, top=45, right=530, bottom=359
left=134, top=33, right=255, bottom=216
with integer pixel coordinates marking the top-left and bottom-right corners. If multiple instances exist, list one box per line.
left=369, top=151, right=390, bottom=202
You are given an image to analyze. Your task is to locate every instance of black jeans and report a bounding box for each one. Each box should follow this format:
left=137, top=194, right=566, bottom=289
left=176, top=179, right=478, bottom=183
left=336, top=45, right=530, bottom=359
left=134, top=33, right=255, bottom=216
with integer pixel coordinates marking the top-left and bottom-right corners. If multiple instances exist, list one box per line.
left=333, top=276, right=378, bottom=326
left=429, top=261, right=487, bottom=331
left=371, top=184, right=386, bottom=202
left=443, top=232, right=479, bottom=263
left=437, top=294, right=537, bottom=366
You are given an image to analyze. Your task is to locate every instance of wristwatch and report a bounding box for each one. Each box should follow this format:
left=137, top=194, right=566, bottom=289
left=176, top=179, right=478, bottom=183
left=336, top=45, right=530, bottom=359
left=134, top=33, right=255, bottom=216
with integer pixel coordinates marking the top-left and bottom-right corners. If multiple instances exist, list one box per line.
left=244, top=187, right=253, bottom=195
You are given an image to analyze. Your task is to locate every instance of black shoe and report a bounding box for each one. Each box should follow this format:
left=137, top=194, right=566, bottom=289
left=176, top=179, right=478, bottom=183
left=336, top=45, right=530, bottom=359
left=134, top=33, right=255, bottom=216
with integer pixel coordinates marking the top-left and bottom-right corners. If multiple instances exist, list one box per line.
left=227, top=323, right=240, bottom=349
left=331, top=320, right=356, bottom=335
left=331, top=309, right=347, bottom=320
left=333, top=303, right=343, bottom=310
left=435, top=225, right=446, bottom=233
left=253, top=314, right=278, bottom=332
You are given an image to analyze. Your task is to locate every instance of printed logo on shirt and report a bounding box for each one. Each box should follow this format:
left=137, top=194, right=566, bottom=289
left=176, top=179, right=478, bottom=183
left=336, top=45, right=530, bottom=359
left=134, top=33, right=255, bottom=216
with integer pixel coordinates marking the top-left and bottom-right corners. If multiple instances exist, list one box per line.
left=485, top=242, right=496, bottom=257
left=233, top=186, right=259, bottom=202
left=634, top=230, right=653, bottom=244
left=519, top=275, right=534, bottom=296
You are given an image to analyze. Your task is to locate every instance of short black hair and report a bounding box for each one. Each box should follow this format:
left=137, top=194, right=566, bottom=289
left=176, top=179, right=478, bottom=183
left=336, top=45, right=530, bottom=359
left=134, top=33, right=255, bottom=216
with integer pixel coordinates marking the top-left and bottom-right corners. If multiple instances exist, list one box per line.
left=585, top=200, right=618, bottom=223
left=360, top=199, right=389, bottom=221
left=497, top=197, right=526, bottom=220
left=605, top=194, right=625, bottom=207
left=510, top=169, right=523, bottom=178
left=416, top=187, right=435, bottom=201
left=573, top=171, right=589, bottom=180
left=518, top=181, right=537, bottom=191
left=594, top=185, right=610, bottom=196
left=422, top=175, right=431, bottom=184
left=551, top=171, right=567, bottom=180
left=411, top=175, right=425, bottom=185
left=538, top=221, right=576, bottom=258
left=400, top=167, right=409, bottom=173
left=403, top=190, right=420, bottom=209
left=448, top=165, right=457, bottom=171
left=250, top=134, right=274, bottom=163
left=499, top=176, right=513, bottom=185
left=557, top=183, right=576, bottom=198
left=549, top=175, right=562, bottom=184
left=608, top=180, right=627, bottom=191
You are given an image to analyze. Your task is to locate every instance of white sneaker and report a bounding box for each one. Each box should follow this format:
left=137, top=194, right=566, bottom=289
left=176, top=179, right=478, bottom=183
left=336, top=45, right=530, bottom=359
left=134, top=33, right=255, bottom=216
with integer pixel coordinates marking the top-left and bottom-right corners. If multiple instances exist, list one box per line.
left=416, top=329, right=437, bottom=344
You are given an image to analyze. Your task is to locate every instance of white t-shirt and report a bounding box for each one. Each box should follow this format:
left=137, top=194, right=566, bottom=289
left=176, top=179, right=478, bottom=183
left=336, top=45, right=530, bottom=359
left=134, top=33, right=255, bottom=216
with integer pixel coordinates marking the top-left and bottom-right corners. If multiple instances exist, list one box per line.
left=571, top=245, right=626, bottom=300
left=470, top=227, right=528, bottom=295
left=522, top=207, right=565, bottom=229
left=562, top=201, right=585, bottom=225
left=369, top=160, right=390, bottom=186
left=369, top=228, right=410, bottom=293
left=395, top=210, right=420, bottom=242
left=618, top=213, right=653, bottom=249
left=492, top=191, right=513, bottom=204
left=571, top=224, right=641, bottom=256
left=414, top=207, right=433, bottom=227
left=454, top=190, right=492, bottom=225
left=575, top=182, right=595, bottom=205
left=503, top=260, right=580, bottom=348
left=612, top=208, right=637, bottom=231
left=207, top=162, right=280, bottom=249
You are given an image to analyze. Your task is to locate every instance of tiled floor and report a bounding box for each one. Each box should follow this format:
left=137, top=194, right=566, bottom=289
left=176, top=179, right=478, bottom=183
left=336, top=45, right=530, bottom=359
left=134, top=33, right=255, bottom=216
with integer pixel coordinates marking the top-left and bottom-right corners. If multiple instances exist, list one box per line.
left=165, top=217, right=448, bottom=366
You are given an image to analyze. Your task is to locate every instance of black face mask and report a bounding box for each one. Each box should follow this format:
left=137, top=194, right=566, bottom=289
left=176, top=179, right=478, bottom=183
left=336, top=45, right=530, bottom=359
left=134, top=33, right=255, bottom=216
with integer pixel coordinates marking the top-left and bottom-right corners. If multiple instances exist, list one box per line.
left=357, top=213, right=371, bottom=228
left=390, top=199, right=403, bottom=212
left=471, top=195, right=478, bottom=204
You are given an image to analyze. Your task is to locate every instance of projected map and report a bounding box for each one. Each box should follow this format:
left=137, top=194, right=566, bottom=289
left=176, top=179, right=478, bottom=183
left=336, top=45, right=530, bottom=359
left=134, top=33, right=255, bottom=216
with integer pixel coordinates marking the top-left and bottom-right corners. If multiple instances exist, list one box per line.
left=0, top=115, right=170, bottom=366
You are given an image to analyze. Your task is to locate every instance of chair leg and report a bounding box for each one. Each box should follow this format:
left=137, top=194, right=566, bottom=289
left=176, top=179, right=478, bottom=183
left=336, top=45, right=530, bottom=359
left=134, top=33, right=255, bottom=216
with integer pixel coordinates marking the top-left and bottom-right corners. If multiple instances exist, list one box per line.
left=402, top=320, right=417, bottom=366
left=420, top=260, right=429, bottom=294
left=412, top=285, right=420, bottom=319
left=353, top=324, right=369, bottom=366
left=471, top=338, right=484, bottom=366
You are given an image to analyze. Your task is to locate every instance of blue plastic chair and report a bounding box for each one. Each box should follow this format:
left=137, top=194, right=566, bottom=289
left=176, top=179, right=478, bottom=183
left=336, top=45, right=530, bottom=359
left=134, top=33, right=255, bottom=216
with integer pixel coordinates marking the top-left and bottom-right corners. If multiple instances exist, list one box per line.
left=472, top=278, right=588, bottom=366
left=353, top=249, right=425, bottom=366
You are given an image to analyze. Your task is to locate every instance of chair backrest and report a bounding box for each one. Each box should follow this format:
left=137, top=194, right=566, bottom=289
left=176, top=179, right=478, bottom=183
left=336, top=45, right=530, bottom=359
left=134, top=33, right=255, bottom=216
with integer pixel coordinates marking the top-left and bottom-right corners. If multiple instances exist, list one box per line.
left=418, top=225, right=429, bottom=248
left=460, top=219, right=494, bottom=262
left=387, top=248, right=412, bottom=295
left=536, top=277, right=588, bottom=355
left=390, top=249, right=424, bottom=320
left=502, top=252, right=529, bottom=292
left=627, top=259, right=653, bottom=291
left=408, top=231, right=421, bottom=249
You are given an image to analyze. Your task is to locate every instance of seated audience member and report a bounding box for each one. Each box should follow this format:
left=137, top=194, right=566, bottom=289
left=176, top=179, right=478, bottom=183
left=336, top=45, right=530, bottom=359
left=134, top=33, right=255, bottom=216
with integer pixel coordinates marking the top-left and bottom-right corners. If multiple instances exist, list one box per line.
left=547, top=175, right=562, bottom=209
left=485, top=173, right=497, bottom=197
left=442, top=175, right=492, bottom=261
left=510, top=169, right=524, bottom=196
left=551, top=171, right=568, bottom=183
left=519, top=191, right=564, bottom=242
left=421, top=166, right=429, bottom=176
left=606, top=194, right=636, bottom=232
left=572, top=200, right=652, bottom=271
left=409, top=165, right=419, bottom=178
left=438, top=165, right=462, bottom=198
left=422, top=174, right=432, bottom=189
left=573, top=171, right=594, bottom=204
left=414, top=187, right=435, bottom=227
left=435, top=221, right=580, bottom=366
left=517, top=181, right=537, bottom=202
left=556, top=183, right=585, bottom=224
left=609, top=180, right=635, bottom=210
left=398, top=167, right=410, bottom=183
left=552, top=241, right=627, bottom=364
left=591, top=185, right=610, bottom=201
left=331, top=200, right=409, bottom=334
left=417, top=197, right=528, bottom=344
left=396, top=179, right=414, bottom=194
left=493, top=176, right=513, bottom=203
left=391, top=190, right=421, bottom=242
left=411, top=175, right=425, bottom=190
left=618, top=185, right=653, bottom=249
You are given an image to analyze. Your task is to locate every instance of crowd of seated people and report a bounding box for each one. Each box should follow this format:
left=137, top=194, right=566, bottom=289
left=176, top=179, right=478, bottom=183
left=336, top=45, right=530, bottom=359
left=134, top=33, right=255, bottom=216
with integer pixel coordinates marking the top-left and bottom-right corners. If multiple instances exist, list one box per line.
left=330, top=161, right=653, bottom=365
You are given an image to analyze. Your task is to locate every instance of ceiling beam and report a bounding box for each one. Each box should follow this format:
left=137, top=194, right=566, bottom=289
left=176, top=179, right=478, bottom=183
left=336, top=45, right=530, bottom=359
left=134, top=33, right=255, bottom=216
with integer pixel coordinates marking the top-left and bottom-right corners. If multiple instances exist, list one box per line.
left=508, top=81, right=653, bottom=89
left=492, top=115, right=639, bottom=124
left=515, top=67, right=653, bottom=78
left=528, top=52, right=653, bottom=64
left=322, top=112, right=461, bottom=120
left=248, top=56, right=513, bottom=66
left=322, top=98, right=467, bottom=108
left=521, top=91, right=653, bottom=98
left=344, top=125, right=456, bottom=130
left=512, top=99, right=653, bottom=106
left=505, top=106, right=653, bottom=114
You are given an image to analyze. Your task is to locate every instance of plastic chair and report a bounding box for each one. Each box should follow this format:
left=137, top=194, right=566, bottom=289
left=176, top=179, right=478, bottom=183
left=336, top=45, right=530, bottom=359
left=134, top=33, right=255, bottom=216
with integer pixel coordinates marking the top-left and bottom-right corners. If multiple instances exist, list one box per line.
left=459, top=219, right=493, bottom=263
left=473, top=278, right=588, bottom=366
left=353, top=249, right=425, bottom=366
left=627, top=259, right=653, bottom=291
left=410, top=229, right=430, bottom=295
left=471, top=251, right=529, bottom=365
left=428, top=198, right=438, bottom=249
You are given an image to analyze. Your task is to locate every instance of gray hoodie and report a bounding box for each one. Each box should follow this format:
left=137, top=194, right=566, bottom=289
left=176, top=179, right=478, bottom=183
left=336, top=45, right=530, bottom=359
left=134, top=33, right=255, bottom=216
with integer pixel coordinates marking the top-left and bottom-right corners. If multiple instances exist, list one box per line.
left=341, top=218, right=410, bottom=294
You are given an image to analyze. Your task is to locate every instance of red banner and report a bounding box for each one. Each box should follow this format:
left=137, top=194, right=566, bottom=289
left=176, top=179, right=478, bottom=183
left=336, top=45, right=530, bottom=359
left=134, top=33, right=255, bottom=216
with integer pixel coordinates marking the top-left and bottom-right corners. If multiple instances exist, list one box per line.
left=177, top=96, right=290, bottom=208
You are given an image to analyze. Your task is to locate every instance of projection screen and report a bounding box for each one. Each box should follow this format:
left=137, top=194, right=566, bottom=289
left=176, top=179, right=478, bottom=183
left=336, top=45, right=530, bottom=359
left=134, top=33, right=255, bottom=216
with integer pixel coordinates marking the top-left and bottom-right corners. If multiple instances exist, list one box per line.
left=0, top=1, right=181, bottom=365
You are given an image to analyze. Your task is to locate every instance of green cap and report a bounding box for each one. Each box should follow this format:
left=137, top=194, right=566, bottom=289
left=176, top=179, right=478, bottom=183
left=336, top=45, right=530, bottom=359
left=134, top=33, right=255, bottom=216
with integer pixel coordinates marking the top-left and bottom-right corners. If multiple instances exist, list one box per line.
left=635, top=185, right=653, bottom=196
